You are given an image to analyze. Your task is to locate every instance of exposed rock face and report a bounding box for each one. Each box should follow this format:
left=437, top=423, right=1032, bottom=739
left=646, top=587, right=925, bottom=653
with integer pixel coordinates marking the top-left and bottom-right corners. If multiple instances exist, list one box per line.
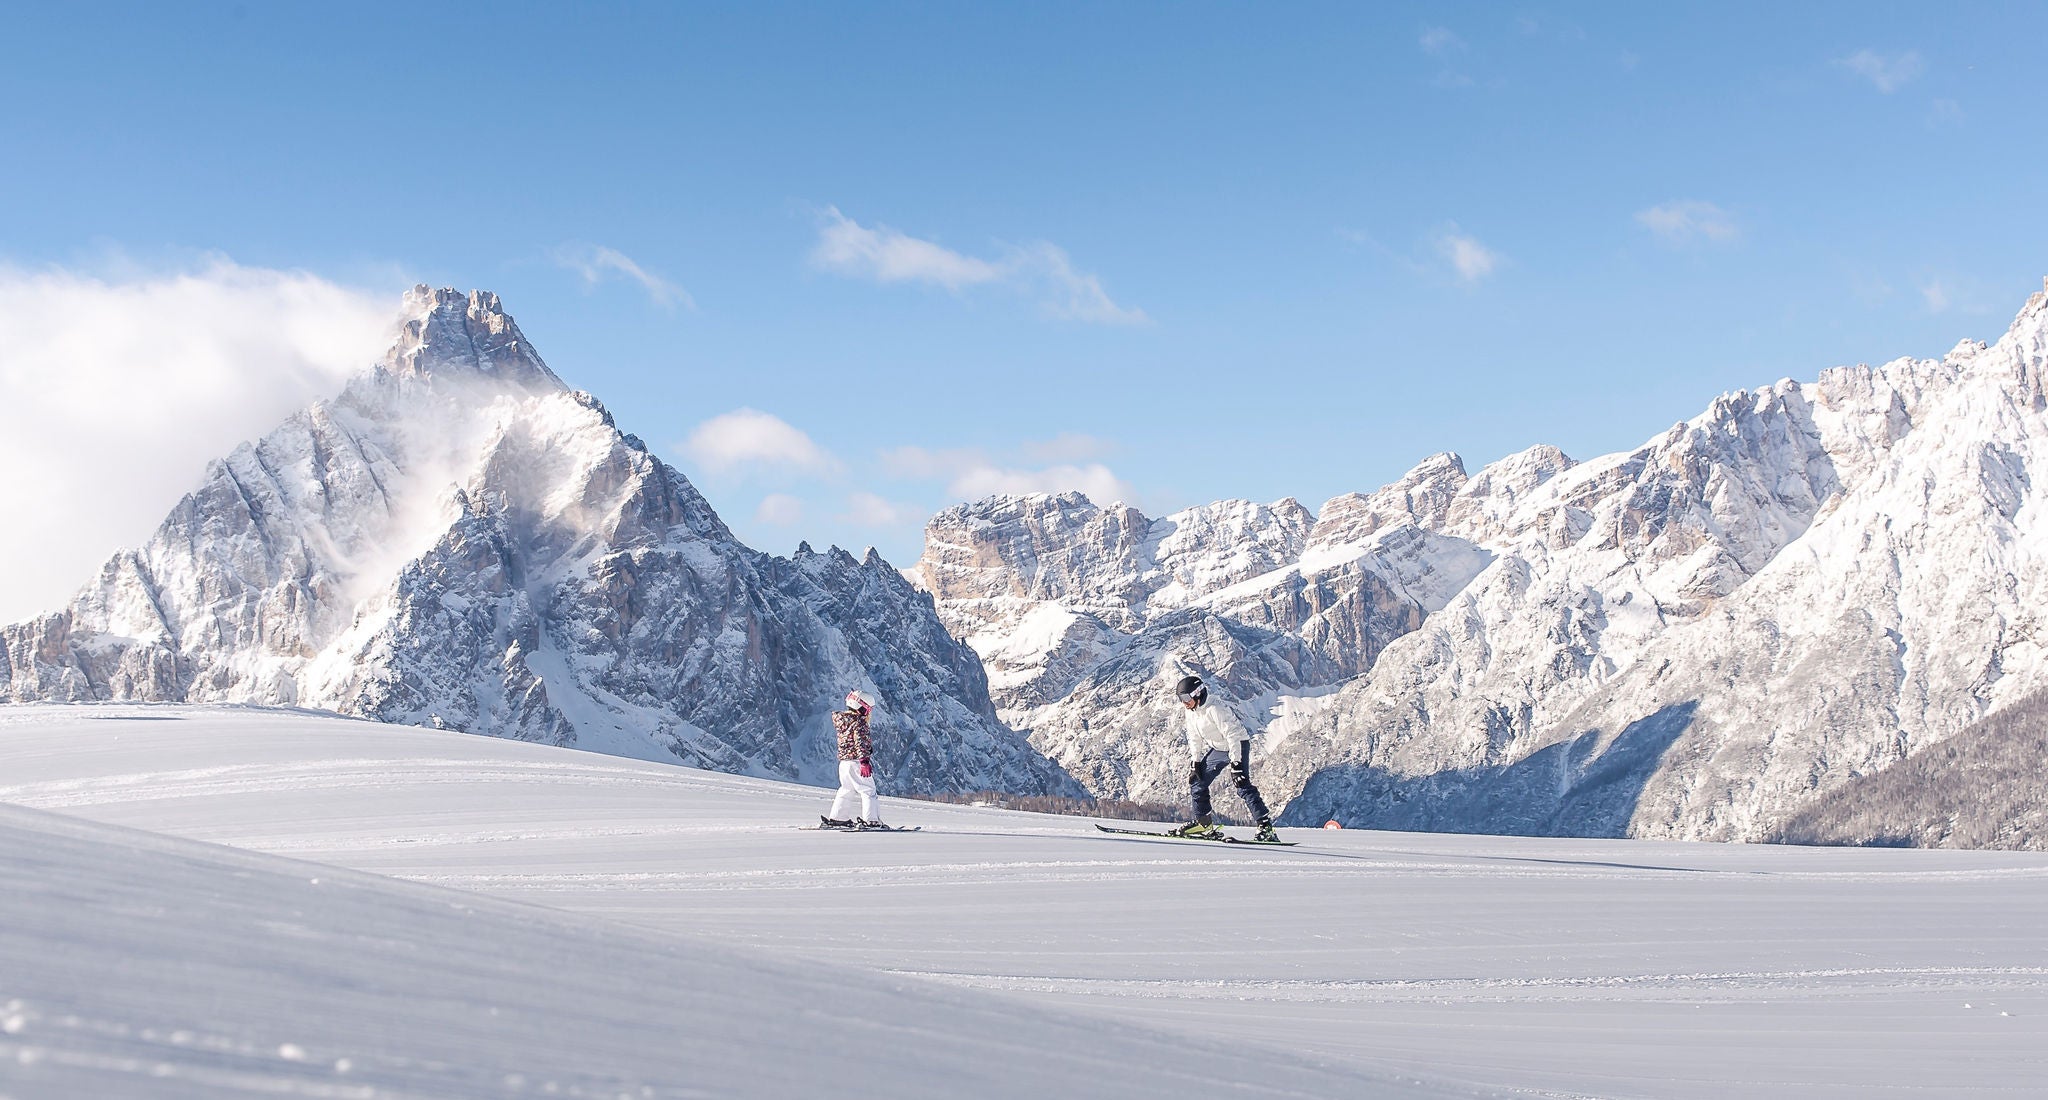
left=1, top=287, right=1076, bottom=798
left=919, top=491, right=1493, bottom=805
left=922, top=280, right=2048, bottom=842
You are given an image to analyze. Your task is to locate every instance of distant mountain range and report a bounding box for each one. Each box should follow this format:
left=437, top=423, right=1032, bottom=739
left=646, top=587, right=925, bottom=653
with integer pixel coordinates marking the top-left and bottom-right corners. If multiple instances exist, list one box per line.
left=11, top=280, right=2047, bottom=848
left=0, top=287, right=1075, bottom=799
left=916, top=279, right=2048, bottom=847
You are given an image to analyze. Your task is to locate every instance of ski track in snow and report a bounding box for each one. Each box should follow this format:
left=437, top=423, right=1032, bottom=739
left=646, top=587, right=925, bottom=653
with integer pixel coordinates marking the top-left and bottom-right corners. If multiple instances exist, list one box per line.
left=5, top=704, right=2048, bottom=1099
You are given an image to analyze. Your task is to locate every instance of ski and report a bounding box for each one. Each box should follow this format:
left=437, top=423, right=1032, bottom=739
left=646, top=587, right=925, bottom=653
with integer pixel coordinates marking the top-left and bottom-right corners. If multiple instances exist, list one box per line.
left=811, top=819, right=922, bottom=832
left=1094, top=823, right=1296, bottom=846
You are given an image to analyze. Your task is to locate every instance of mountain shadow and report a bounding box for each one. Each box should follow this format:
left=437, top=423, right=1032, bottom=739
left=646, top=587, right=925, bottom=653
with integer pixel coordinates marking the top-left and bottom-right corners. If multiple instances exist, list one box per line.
left=1279, top=701, right=1697, bottom=837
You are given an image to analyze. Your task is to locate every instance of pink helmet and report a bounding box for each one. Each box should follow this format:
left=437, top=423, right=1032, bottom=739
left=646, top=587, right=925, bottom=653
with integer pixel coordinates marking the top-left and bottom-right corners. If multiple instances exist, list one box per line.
left=845, top=690, right=876, bottom=714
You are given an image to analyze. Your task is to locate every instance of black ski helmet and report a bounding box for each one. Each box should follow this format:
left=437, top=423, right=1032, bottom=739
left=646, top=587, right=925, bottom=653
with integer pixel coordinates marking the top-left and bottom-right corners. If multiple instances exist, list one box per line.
left=1174, top=675, right=1206, bottom=706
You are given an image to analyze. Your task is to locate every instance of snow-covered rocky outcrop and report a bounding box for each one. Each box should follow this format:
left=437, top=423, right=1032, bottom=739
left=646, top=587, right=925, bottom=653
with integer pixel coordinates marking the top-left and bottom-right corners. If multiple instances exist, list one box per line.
left=920, top=279, right=2048, bottom=842
left=0, top=287, right=1075, bottom=797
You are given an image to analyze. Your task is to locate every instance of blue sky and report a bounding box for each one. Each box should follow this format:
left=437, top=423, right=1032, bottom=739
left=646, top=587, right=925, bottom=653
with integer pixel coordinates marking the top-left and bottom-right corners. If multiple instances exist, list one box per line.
left=4, top=1, right=2046, bottom=613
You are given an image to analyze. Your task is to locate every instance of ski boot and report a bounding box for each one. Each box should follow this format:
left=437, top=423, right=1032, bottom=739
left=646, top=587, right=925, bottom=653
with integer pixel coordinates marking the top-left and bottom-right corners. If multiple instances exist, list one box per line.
left=856, top=818, right=889, bottom=831
left=1171, top=820, right=1223, bottom=840
left=1253, top=822, right=1280, bottom=843
left=820, top=815, right=857, bottom=829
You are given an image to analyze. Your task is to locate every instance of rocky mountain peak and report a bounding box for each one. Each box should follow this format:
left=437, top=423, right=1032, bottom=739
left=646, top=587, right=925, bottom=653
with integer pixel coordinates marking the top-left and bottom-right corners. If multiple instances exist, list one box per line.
left=3, top=286, right=1072, bottom=801
left=380, top=285, right=564, bottom=393
left=1308, top=451, right=1470, bottom=550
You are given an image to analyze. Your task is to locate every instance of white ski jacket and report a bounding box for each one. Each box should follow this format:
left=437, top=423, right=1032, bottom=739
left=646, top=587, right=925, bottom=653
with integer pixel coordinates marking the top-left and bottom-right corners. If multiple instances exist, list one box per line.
left=1183, top=702, right=1250, bottom=762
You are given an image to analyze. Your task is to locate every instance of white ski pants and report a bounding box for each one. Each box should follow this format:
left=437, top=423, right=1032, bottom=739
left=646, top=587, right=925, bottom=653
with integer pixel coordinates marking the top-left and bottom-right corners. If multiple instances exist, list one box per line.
left=829, top=760, right=878, bottom=821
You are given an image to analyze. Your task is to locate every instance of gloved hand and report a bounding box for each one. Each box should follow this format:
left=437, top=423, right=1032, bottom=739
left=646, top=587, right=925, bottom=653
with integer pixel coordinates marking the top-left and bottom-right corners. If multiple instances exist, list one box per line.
left=1188, top=761, right=1203, bottom=785
left=859, top=758, right=872, bottom=778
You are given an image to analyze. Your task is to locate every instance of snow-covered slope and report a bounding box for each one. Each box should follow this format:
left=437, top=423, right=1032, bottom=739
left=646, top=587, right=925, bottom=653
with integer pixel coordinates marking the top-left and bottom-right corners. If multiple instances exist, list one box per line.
left=922, top=280, right=2048, bottom=843
left=4, top=705, right=2045, bottom=1098
left=0, top=765, right=1443, bottom=1097
left=0, top=287, right=1072, bottom=798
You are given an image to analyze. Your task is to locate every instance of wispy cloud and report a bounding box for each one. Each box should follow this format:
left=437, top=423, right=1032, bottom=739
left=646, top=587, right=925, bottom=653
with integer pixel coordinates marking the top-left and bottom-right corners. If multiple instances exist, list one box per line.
left=1019, top=432, right=1117, bottom=464
left=754, top=493, right=805, bottom=526
left=811, top=208, right=1007, bottom=290
left=1420, top=26, right=1465, bottom=55
left=0, top=257, right=396, bottom=624
left=1913, top=274, right=1997, bottom=317
left=1927, top=98, right=1966, bottom=128
left=841, top=491, right=926, bottom=527
left=1419, top=24, right=1478, bottom=88
left=1836, top=49, right=1924, bottom=93
left=881, top=442, right=1137, bottom=507
left=810, top=207, right=1148, bottom=325
left=1437, top=229, right=1501, bottom=283
left=1635, top=200, right=1739, bottom=245
left=1343, top=226, right=1502, bottom=285
left=682, top=408, right=841, bottom=477
left=552, top=244, right=694, bottom=310
left=1920, top=279, right=1950, bottom=314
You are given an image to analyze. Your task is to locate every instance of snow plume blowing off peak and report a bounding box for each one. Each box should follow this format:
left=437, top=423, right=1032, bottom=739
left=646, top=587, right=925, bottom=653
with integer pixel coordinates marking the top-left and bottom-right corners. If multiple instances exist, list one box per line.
left=0, top=286, right=1078, bottom=801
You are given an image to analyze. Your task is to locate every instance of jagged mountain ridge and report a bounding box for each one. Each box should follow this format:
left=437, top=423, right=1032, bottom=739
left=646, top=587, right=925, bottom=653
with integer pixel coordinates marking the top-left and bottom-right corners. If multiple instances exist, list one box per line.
left=1, top=287, right=1076, bottom=798
left=919, top=279, right=2048, bottom=843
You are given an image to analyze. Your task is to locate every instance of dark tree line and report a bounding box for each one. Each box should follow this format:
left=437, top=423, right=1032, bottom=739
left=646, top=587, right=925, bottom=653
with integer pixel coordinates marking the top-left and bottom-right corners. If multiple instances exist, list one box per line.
left=1769, top=689, right=2048, bottom=851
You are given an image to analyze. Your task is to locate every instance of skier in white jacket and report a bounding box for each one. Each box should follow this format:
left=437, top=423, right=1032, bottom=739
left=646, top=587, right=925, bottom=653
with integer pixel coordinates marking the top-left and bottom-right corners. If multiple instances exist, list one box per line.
left=1170, top=674, right=1279, bottom=842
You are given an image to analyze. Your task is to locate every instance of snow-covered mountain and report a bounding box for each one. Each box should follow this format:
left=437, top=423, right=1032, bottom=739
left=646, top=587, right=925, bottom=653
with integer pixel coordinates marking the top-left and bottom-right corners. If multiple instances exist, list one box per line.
left=919, top=279, right=2048, bottom=843
left=0, top=287, right=1075, bottom=797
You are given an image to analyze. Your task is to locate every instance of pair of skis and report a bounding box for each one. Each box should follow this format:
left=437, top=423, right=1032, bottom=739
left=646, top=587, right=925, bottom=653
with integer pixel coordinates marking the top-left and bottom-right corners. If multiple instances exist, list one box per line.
left=1094, top=823, right=1297, bottom=846
left=804, top=819, right=1293, bottom=844
left=812, top=817, right=922, bottom=833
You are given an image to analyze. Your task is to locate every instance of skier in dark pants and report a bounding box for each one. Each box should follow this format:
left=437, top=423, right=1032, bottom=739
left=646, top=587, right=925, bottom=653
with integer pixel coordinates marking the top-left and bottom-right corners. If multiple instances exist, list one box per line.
left=1170, top=674, right=1279, bottom=842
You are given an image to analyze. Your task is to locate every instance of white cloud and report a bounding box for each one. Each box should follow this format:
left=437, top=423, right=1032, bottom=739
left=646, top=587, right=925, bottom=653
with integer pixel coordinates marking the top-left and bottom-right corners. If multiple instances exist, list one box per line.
left=1013, top=242, right=1151, bottom=325
left=1927, top=98, right=1966, bottom=128
left=754, top=493, right=805, bottom=526
left=841, top=492, right=926, bottom=528
left=948, top=462, right=1135, bottom=506
left=552, top=244, right=694, bottom=310
left=0, top=258, right=397, bottom=624
left=810, top=207, right=1148, bottom=325
left=1018, top=433, right=1116, bottom=464
left=682, top=408, right=841, bottom=477
left=879, top=440, right=1136, bottom=507
left=1438, top=230, right=1500, bottom=283
left=811, top=208, right=1007, bottom=290
left=1920, top=280, right=1951, bottom=314
left=1837, top=49, right=1924, bottom=93
left=1636, top=200, right=1739, bottom=245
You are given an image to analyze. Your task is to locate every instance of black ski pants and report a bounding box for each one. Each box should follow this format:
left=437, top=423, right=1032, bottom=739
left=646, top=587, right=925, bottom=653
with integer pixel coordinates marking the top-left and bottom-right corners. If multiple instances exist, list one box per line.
left=1189, top=744, right=1270, bottom=825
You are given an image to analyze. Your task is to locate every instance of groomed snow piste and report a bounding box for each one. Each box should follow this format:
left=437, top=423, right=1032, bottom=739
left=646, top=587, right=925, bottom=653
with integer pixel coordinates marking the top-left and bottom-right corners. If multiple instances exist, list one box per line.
left=3, top=705, right=2045, bottom=1098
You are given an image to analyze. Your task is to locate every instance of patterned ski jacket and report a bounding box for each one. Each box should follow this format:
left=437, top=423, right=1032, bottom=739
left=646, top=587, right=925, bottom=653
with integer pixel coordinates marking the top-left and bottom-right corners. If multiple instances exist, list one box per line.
left=833, top=708, right=873, bottom=762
